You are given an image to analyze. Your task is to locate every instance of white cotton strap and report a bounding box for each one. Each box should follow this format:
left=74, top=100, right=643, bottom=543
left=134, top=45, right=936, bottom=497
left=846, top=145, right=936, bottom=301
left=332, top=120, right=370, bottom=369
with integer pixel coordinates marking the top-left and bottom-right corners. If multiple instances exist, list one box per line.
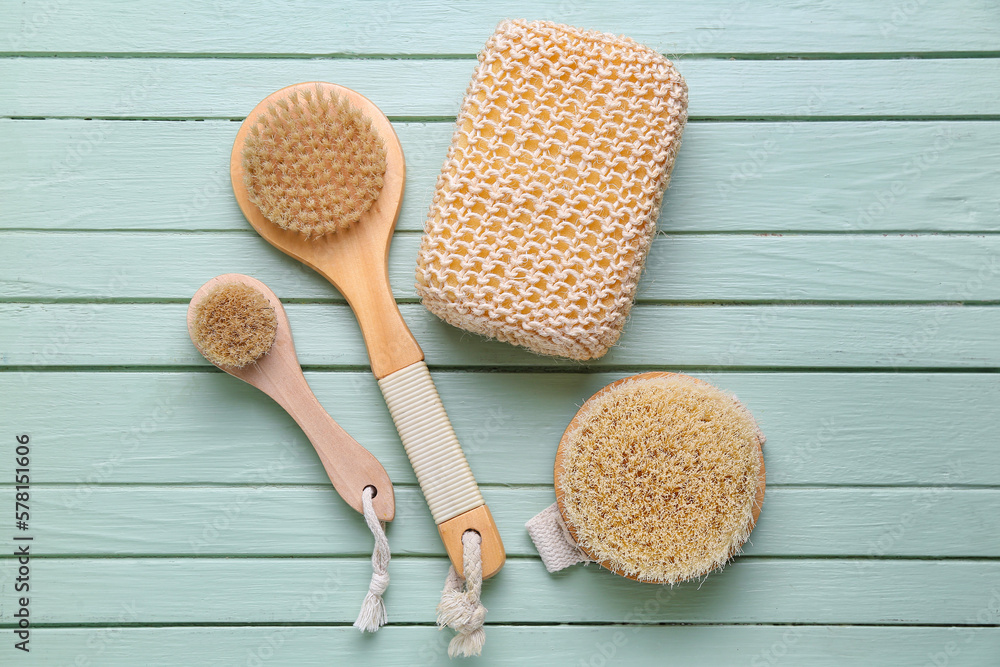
left=526, top=502, right=590, bottom=573
left=436, top=530, right=487, bottom=658
left=354, top=486, right=390, bottom=632
left=378, top=361, right=484, bottom=524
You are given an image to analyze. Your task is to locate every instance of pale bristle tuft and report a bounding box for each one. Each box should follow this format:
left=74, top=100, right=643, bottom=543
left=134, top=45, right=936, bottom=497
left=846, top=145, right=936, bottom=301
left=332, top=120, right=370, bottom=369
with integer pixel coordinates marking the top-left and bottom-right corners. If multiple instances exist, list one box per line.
left=191, top=283, right=278, bottom=369
left=559, top=374, right=763, bottom=583
left=242, top=85, right=387, bottom=238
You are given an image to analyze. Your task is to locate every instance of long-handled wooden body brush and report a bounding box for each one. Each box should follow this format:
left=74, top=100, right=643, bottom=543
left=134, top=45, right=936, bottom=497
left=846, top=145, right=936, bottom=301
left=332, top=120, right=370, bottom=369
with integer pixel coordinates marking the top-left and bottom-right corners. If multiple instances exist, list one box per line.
left=230, top=84, right=505, bottom=589
left=188, top=273, right=394, bottom=631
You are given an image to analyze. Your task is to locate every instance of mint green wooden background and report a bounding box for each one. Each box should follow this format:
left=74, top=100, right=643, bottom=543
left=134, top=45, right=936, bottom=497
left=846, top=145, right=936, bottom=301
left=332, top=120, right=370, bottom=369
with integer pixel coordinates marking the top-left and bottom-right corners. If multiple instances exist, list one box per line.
left=2, top=1, right=999, bottom=664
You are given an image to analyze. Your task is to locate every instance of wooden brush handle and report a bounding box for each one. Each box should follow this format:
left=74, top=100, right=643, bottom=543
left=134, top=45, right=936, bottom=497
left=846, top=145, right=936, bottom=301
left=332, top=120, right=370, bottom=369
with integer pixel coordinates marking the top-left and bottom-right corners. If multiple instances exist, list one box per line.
left=275, top=377, right=397, bottom=521
left=331, top=255, right=423, bottom=380
left=378, top=360, right=505, bottom=579
left=309, top=244, right=505, bottom=578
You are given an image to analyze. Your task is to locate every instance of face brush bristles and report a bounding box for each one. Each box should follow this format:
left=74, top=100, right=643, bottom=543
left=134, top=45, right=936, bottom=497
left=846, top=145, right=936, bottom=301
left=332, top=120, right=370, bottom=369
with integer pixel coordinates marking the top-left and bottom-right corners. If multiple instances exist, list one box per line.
left=232, top=82, right=505, bottom=657
left=189, top=282, right=277, bottom=368
left=242, top=85, right=387, bottom=238
left=187, top=274, right=395, bottom=632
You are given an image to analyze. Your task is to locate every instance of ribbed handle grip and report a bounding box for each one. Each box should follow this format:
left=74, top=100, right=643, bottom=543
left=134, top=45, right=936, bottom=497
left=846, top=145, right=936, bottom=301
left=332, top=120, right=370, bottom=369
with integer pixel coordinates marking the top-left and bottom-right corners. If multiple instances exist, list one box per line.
left=378, top=361, right=484, bottom=524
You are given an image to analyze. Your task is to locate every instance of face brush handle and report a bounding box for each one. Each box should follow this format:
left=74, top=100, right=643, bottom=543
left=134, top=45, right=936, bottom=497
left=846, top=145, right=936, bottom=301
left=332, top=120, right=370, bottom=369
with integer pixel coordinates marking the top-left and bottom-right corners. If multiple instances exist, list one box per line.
left=377, top=360, right=505, bottom=579
left=272, top=375, right=396, bottom=520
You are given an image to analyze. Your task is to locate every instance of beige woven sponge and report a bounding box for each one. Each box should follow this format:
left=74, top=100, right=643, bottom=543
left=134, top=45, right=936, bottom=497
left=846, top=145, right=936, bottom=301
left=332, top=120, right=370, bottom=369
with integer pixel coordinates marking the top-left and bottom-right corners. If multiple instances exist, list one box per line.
left=416, top=19, right=687, bottom=360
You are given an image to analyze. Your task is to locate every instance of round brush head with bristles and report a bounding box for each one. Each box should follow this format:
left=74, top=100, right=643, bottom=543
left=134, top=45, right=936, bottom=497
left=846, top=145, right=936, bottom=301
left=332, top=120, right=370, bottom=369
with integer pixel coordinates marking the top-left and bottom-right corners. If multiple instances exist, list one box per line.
left=241, top=84, right=388, bottom=238
left=555, top=372, right=765, bottom=584
left=190, top=282, right=278, bottom=368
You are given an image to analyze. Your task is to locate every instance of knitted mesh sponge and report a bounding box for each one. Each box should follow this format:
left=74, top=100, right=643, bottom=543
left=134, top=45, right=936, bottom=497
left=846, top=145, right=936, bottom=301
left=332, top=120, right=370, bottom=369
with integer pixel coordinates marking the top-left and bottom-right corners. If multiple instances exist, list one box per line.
left=555, top=373, right=765, bottom=583
left=415, top=20, right=688, bottom=360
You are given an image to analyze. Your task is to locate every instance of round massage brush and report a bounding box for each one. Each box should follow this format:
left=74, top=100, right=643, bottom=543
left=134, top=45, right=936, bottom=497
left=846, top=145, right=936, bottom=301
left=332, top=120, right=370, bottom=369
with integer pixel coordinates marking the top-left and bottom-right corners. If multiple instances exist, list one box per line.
left=529, top=373, right=765, bottom=584
left=188, top=274, right=394, bottom=631
left=232, top=83, right=503, bottom=655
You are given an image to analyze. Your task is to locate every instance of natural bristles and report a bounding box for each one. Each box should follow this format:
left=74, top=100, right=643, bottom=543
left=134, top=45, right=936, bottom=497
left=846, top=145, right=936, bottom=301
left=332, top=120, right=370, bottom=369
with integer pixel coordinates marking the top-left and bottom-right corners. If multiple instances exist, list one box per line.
left=559, top=375, right=763, bottom=583
left=242, top=85, right=387, bottom=238
left=191, top=283, right=278, bottom=369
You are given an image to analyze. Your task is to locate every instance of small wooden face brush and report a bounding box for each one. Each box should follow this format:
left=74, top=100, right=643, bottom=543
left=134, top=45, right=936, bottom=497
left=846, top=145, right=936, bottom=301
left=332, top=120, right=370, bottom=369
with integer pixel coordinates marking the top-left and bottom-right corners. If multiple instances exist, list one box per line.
left=187, top=273, right=394, bottom=521
left=231, top=83, right=505, bottom=582
left=188, top=273, right=395, bottom=631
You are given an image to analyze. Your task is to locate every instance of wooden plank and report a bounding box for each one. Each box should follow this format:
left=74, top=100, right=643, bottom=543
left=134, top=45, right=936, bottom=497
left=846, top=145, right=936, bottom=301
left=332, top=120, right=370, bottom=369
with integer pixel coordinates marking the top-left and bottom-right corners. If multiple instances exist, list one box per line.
left=2, top=372, right=996, bottom=485
left=4, top=485, right=995, bottom=558
left=19, top=626, right=1000, bottom=667
left=1, top=557, right=997, bottom=625
left=4, top=231, right=999, bottom=303
left=4, top=119, right=998, bottom=233
left=4, top=58, right=999, bottom=119
left=2, top=303, right=997, bottom=368
left=6, top=0, right=1000, bottom=55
